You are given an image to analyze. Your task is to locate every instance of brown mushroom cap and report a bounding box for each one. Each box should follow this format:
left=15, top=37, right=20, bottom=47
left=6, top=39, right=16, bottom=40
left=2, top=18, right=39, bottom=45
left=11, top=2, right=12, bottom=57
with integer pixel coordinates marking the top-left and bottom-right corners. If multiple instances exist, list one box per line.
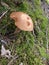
left=10, top=12, right=33, bottom=31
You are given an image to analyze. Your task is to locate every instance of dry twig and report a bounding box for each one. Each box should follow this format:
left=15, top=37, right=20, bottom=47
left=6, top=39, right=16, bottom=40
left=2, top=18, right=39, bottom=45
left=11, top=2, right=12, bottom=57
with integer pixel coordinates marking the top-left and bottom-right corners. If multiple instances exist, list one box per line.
left=8, top=55, right=19, bottom=65
left=0, top=10, right=8, bottom=19
left=1, top=1, right=10, bottom=9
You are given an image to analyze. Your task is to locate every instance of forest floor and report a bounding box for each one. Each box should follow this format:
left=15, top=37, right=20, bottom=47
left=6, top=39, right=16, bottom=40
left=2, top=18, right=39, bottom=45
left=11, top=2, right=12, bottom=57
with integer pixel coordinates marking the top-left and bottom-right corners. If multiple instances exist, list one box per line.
left=0, top=0, right=49, bottom=65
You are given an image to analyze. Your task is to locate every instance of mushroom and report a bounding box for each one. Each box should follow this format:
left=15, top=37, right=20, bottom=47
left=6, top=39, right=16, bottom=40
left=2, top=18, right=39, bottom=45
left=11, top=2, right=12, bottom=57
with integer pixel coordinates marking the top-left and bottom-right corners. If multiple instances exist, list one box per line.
left=10, top=12, right=33, bottom=31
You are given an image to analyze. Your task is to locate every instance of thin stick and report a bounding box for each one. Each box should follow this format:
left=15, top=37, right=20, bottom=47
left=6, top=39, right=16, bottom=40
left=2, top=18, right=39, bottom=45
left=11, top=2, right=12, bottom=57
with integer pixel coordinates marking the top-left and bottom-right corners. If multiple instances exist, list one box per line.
left=0, top=10, right=8, bottom=19
left=8, top=55, right=19, bottom=65
left=1, top=1, right=10, bottom=9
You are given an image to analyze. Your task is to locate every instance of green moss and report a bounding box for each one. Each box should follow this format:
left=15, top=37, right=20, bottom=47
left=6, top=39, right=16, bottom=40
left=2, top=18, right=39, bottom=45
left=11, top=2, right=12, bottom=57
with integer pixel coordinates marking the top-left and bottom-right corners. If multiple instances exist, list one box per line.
left=0, top=0, right=48, bottom=65
left=0, top=58, right=8, bottom=65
